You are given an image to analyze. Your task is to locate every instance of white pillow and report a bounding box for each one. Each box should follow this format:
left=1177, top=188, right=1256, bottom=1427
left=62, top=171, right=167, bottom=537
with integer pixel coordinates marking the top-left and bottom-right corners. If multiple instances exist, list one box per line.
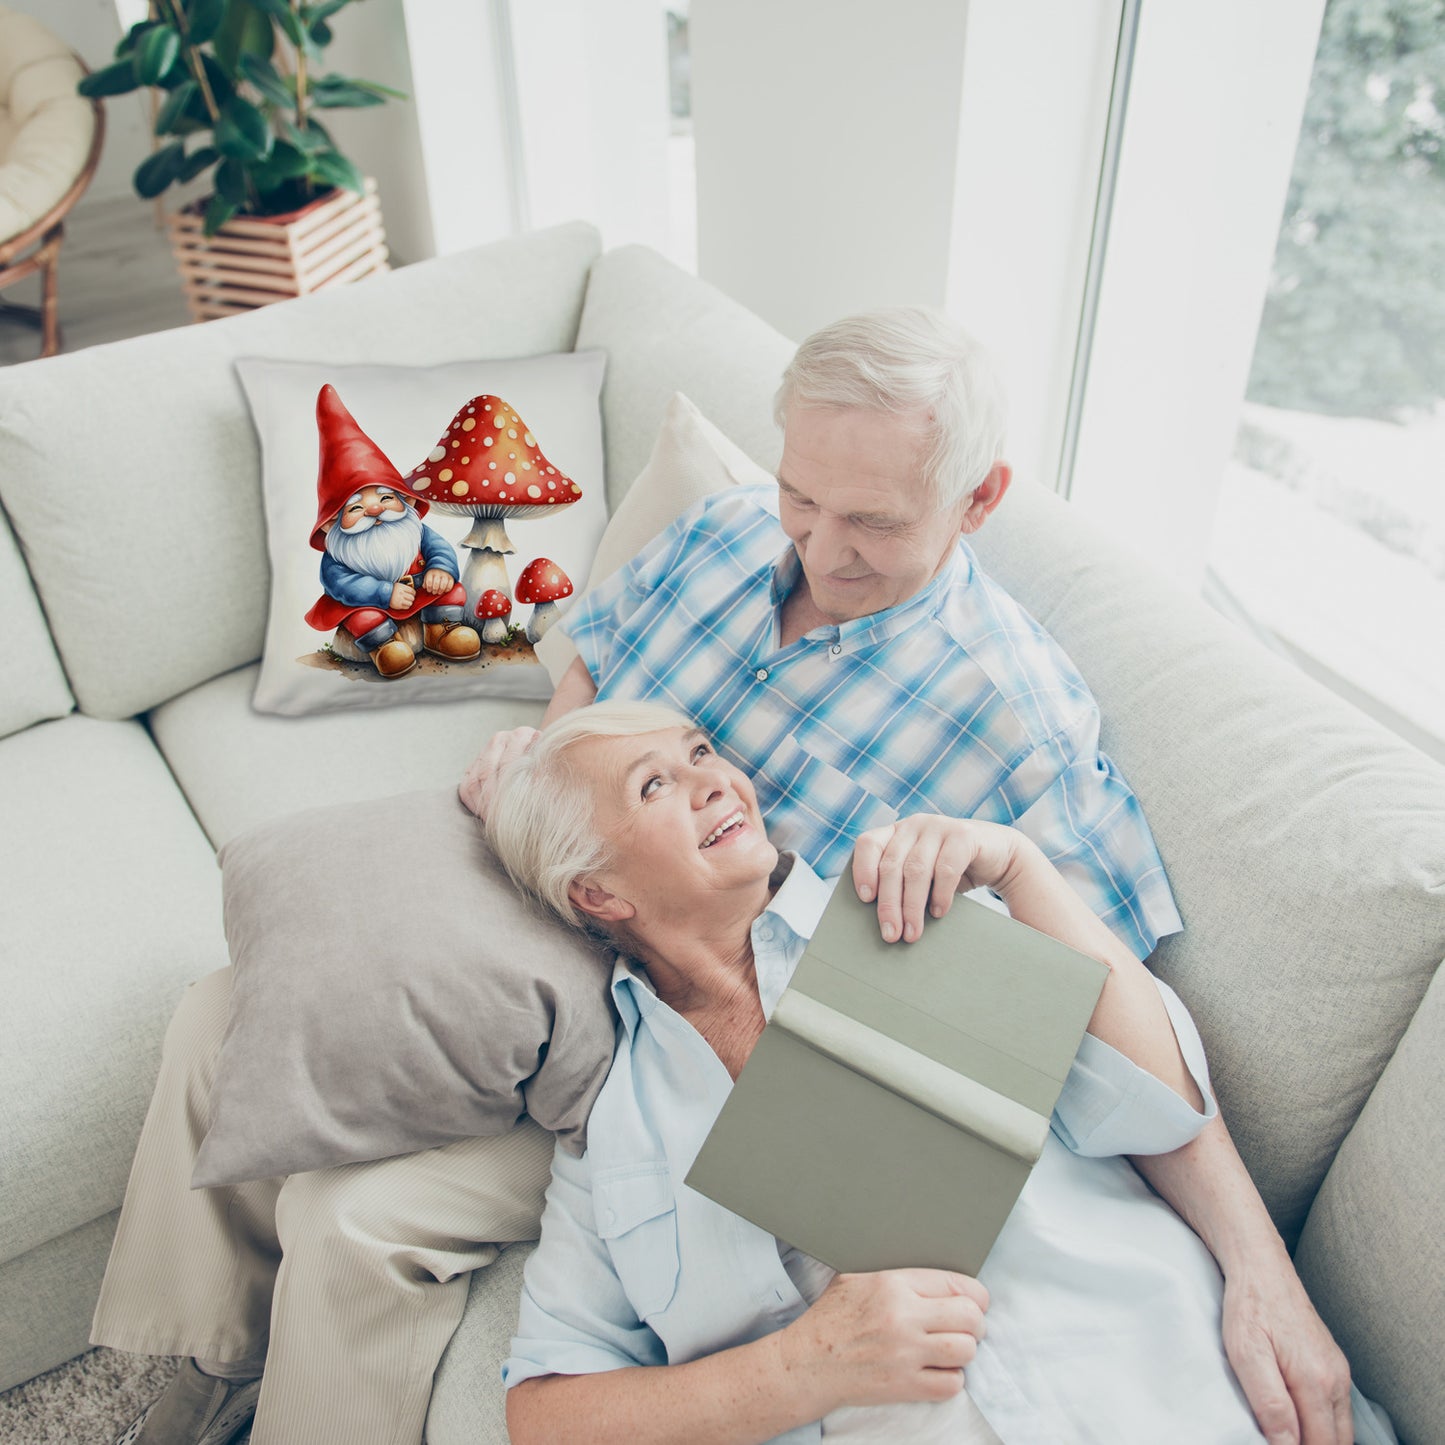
left=238, top=352, right=608, bottom=716
left=534, top=392, right=775, bottom=685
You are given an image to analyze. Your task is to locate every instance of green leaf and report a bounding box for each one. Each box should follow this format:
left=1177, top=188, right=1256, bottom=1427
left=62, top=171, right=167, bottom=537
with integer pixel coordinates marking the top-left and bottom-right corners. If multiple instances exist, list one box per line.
left=239, top=53, right=295, bottom=107
left=154, top=79, right=197, bottom=134
left=115, top=20, right=156, bottom=59
left=199, top=52, right=236, bottom=107
left=349, top=78, right=408, bottom=101
left=309, top=75, right=384, bottom=109
left=133, top=141, right=186, bottom=199
left=203, top=192, right=239, bottom=235
left=215, top=156, right=249, bottom=204
left=79, top=59, right=143, bottom=98
left=308, top=18, right=332, bottom=47
left=214, top=0, right=275, bottom=75
left=215, top=95, right=274, bottom=160
left=247, top=0, right=306, bottom=45
left=309, top=148, right=363, bottom=194
left=186, top=0, right=227, bottom=47
left=301, top=0, right=351, bottom=23
left=178, top=145, right=220, bottom=182
left=281, top=115, right=332, bottom=153
left=263, top=139, right=311, bottom=178
left=134, top=25, right=182, bottom=86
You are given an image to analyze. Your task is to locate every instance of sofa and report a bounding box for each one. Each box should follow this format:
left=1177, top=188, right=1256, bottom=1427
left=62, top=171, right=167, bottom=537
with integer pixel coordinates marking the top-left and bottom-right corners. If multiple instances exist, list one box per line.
left=1, top=221, right=1441, bottom=1444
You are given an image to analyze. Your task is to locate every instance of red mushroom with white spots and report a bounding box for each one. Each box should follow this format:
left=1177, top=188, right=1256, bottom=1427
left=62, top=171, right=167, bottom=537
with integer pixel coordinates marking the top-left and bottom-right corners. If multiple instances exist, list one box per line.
left=515, top=557, right=574, bottom=644
left=475, top=588, right=512, bottom=645
left=401, top=395, right=582, bottom=611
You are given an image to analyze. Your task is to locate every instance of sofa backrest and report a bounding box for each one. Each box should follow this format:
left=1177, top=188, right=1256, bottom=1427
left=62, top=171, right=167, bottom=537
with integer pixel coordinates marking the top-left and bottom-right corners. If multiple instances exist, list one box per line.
left=0, top=221, right=603, bottom=721
left=0, top=499, right=72, bottom=738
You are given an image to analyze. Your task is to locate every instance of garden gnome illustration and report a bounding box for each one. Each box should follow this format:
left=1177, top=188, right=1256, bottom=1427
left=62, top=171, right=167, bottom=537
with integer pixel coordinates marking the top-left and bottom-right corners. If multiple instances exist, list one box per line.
left=303, top=384, right=482, bottom=678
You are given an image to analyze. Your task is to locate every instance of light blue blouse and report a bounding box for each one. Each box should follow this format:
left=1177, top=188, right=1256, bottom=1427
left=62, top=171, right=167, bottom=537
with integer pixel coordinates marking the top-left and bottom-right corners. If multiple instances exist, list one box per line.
left=504, top=858, right=1270, bottom=1443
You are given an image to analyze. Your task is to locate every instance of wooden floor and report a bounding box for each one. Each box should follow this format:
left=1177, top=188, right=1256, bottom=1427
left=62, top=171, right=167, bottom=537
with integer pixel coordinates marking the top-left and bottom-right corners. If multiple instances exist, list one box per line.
left=0, top=194, right=193, bottom=366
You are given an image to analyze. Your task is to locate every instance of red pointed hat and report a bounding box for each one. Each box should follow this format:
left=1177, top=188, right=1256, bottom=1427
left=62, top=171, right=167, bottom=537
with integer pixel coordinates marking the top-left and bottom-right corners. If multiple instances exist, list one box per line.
left=308, top=384, right=425, bottom=551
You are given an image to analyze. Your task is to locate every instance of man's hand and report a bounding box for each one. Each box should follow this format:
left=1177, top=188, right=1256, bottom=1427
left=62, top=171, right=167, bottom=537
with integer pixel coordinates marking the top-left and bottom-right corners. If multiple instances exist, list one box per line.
left=389, top=580, right=416, bottom=610
left=422, top=568, right=454, bottom=595
left=851, top=815, right=1025, bottom=943
left=459, top=726, right=540, bottom=821
left=1221, top=1263, right=1352, bottom=1445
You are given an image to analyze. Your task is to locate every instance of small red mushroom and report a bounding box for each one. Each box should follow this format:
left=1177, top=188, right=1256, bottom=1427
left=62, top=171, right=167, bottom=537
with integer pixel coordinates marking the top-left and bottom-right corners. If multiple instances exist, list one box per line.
left=475, top=588, right=512, bottom=645
left=515, top=557, right=574, bottom=644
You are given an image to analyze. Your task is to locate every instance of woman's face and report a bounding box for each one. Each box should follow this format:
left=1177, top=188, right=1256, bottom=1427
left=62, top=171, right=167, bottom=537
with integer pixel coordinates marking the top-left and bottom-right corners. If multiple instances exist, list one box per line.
left=567, top=726, right=777, bottom=926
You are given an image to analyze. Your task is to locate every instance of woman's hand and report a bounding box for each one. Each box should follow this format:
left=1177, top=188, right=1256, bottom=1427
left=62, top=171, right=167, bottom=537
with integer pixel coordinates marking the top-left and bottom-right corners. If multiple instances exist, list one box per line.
left=459, top=726, right=540, bottom=820
left=779, top=1269, right=989, bottom=1411
left=852, top=815, right=1028, bottom=943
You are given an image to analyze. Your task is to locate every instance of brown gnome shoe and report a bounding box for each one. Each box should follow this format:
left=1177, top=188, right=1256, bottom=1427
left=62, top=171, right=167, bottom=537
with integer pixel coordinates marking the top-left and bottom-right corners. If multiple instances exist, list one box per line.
left=423, top=621, right=482, bottom=660
left=112, top=1358, right=261, bottom=1445
left=371, top=638, right=417, bottom=678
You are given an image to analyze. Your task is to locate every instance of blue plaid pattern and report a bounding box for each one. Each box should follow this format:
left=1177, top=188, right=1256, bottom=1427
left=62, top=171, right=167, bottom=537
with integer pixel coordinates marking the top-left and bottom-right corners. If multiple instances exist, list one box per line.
left=564, top=486, right=1181, bottom=959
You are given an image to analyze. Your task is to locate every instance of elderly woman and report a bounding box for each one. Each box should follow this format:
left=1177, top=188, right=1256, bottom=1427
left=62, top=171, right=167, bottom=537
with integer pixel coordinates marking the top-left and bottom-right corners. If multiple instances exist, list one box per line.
left=484, top=701, right=1299, bottom=1445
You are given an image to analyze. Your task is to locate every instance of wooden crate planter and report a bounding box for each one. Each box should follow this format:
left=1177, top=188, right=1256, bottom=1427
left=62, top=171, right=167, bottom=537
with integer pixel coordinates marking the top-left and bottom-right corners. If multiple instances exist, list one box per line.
left=166, top=179, right=389, bottom=322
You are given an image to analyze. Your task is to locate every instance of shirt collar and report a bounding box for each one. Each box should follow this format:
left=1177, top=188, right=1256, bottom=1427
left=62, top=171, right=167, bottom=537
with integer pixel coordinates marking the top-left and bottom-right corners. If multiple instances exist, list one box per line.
left=767, top=542, right=973, bottom=650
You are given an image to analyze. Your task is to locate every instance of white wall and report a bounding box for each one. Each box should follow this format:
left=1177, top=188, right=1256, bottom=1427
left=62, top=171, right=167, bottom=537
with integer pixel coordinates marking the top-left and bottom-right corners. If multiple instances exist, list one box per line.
left=690, top=0, right=972, bottom=342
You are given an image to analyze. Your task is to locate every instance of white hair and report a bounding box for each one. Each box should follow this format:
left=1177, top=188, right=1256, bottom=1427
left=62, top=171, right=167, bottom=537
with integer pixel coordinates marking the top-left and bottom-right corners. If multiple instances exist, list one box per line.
left=324, top=495, right=423, bottom=581
left=486, top=700, right=696, bottom=931
left=774, top=307, right=1008, bottom=510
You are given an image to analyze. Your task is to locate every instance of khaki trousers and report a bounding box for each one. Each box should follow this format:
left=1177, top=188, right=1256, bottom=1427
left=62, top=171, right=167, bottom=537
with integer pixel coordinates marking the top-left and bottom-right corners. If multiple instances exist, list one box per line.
left=91, top=968, right=554, bottom=1445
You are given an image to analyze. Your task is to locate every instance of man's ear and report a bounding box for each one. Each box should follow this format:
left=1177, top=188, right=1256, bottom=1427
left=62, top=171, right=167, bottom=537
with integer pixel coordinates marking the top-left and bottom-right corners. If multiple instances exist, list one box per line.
left=567, top=879, right=635, bottom=924
left=959, top=462, right=1012, bottom=536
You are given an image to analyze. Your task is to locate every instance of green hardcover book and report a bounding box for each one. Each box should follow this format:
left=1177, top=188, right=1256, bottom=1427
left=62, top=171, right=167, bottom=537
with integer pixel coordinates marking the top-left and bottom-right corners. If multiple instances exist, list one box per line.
left=684, top=886, right=1110, bottom=1276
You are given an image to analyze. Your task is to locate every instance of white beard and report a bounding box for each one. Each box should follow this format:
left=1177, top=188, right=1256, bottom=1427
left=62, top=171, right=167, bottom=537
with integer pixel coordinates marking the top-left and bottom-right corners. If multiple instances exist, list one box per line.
left=325, top=506, right=426, bottom=583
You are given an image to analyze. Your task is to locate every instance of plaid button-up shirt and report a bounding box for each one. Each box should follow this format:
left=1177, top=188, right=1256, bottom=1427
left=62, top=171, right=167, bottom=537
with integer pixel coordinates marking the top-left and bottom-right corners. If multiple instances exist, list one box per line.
left=564, top=486, right=1180, bottom=959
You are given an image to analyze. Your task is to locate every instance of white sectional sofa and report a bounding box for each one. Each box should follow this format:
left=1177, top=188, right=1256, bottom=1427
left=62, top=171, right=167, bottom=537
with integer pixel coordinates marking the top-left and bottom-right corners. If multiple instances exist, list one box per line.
left=1, top=222, right=1441, bottom=1443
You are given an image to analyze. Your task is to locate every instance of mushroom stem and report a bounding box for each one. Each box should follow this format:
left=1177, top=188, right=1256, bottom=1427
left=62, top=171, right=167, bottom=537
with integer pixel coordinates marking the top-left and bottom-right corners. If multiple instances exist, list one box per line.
left=461, top=547, right=511, bottom=614
left=460, top=515, right=516, bottom=554
left=526, top=600, right=562, bottom=645
left=480, top=616, right=510, bottom=645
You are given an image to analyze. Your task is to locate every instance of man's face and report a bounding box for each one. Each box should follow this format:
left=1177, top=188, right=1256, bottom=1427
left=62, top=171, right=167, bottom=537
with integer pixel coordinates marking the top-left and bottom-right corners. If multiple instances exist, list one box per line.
left=776, top=406, right=971, bottom=623
left=337, top=484, right=408, bottom=532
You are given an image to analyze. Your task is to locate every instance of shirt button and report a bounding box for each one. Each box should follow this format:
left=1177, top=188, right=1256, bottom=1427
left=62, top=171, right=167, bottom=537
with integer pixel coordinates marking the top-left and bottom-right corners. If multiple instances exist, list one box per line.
left=830, top=644, right=842, bottom=655
left=755, top=668, right=769, bottom=681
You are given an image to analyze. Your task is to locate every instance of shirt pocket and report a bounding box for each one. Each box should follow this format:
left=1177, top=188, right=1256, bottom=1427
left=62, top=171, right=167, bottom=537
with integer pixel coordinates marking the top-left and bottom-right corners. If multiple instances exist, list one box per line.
left=757, top=732, right=898, bottom=863
left=593, top=1163, right=681, bottom=1321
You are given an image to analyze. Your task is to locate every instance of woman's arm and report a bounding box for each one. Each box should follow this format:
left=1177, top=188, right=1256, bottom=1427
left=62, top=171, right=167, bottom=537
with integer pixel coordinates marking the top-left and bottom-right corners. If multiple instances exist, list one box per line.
left=509, top=1269, right=987, bottom=1445
left=851, top=815, right=1202, bottom=1108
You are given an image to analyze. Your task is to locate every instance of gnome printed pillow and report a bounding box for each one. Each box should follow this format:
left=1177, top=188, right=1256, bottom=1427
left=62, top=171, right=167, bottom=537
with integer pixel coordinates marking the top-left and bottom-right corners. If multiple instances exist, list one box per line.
left=239, top=354, right=607, bottom=716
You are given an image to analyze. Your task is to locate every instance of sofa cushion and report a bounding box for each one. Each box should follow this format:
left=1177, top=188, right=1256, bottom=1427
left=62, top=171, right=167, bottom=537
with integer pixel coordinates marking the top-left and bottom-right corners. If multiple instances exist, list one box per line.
left=195, top=790, right=615, bottom=1187
left=1295, top=959, right=1445, bottom=1445
left=575, top=245, right=795, bottom=510
left=0, top=715, right=227, bottom=1267
left=0, top=501, right=71, bottom=738
left=237, top=352, right=607, bottom=717
left=147, top=663, right=541, bottom=850
left=0, top=221, right=602, bottom=721
left=968, top=479, right=1445, bottom=1243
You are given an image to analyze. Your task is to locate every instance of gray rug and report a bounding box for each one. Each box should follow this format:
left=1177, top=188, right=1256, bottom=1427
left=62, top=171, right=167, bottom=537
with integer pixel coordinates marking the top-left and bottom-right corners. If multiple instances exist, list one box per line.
left=0, top=1350, right=201, bottom=1445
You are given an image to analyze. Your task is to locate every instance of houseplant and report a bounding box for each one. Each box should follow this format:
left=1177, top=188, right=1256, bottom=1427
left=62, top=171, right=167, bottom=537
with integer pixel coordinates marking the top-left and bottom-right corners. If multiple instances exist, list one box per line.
left=79, top=0, right=403, bottom=317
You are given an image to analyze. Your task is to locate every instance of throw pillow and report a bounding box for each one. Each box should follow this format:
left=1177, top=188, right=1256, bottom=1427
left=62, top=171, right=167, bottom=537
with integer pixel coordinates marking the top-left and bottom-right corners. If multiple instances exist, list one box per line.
left=239, top=352, right=607, bottom=716
left=192, top=787, right=617, bottom=1188
left=534, top=391, right=774, bottom=685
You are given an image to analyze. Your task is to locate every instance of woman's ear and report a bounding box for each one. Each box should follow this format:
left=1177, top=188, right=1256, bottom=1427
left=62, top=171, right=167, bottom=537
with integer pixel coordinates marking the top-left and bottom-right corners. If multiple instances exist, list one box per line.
left=567, top=879, right=635, bottom=924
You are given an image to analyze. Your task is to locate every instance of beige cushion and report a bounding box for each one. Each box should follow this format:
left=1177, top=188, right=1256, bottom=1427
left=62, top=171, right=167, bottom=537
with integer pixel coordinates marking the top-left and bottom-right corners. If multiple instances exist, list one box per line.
left=534, top=392, right=769, bottom=685
left=969, top=478, right=1445, bottom=1245
left=0, top=714, right=226, bottom=1266
left=1294, top=960, right=1445, bottom=1445
left=0, top=221, right=602, bottom=720
left=0, top=10, right=91, bottom=241
left=0, top=502, right=72, bottom=738
left=194, top=788, right=617, bottom=1187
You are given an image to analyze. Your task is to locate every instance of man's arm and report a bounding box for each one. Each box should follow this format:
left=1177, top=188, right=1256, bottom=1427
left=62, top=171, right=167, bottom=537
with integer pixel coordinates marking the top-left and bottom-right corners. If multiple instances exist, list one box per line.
left=544, top=654, right=599, bottom=724
left=1131, top=1120, right=1353, bottom=1445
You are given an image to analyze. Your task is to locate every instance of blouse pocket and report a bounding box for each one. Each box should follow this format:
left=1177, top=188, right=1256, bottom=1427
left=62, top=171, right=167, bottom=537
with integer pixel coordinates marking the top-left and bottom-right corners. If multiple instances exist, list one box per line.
left=593, top=1163, right=681, bottom=1321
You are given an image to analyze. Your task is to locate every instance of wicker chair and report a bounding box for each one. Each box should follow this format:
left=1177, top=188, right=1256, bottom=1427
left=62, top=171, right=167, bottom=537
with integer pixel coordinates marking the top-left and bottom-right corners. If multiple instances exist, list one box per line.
left=0, top=7, right=103, bottom=360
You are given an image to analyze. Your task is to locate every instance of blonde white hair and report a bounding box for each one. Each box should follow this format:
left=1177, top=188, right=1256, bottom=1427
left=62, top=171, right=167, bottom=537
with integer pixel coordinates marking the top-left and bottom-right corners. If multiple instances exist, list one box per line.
left=774, top=307, right=1007, bottom=510
left=486, top=700, right=697, bottom=930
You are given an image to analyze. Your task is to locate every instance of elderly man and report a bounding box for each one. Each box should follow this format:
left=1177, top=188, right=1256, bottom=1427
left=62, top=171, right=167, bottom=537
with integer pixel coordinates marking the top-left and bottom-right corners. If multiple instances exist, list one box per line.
left=95, top=310, right=1351, bottom=1445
